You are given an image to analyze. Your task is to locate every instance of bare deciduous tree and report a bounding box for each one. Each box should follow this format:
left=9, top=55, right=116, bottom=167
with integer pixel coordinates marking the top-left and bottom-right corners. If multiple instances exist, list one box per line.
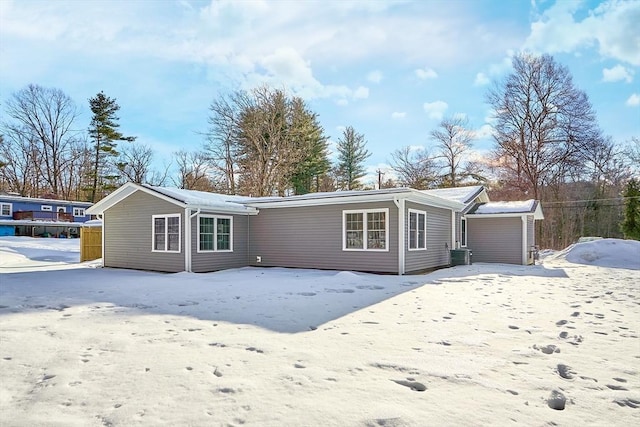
left=4, top=84, right=80, bottom=197
left=173, top=150, right=213, bottom=191
left=430, top=116, right=474, bottom=187
left=117, top=143, right=154, bottom=184
left=487, top=53, right=602, bottom=200
left=388, top=146, right=439, bottom=190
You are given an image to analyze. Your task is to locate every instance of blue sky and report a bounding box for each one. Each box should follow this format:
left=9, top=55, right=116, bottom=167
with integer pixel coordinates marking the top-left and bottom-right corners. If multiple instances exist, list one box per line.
left=1, top=0, right=638, bottom=185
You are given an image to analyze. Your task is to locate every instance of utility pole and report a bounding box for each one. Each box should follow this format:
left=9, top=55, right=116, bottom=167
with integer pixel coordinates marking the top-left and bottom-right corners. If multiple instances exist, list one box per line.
left=376, top=169, right=384, bottom=189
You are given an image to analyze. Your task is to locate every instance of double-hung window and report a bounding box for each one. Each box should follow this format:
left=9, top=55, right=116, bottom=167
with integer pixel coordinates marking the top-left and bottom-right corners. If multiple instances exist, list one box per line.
left=343, top=208, right=388, bottom=251
left=408, top=209, right=427, bottom=250
left=0, top=203, right=11, bottom=217
left=198, top=215, right=233, bottom=252
left=73, top=207, right=85, bottom=217
left=41, top=205, right=52, bottom=212
left=152, top=214, right=181, bottom=252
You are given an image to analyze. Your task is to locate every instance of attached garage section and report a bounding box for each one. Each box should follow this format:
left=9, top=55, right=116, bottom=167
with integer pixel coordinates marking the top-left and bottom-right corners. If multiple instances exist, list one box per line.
left=466, top=217, right=522, bottom=264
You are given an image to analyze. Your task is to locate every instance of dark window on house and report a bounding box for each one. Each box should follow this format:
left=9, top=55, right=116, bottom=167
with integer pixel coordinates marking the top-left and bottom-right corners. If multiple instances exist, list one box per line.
left=408, top=209, right=426, bottom=250
left=153, top=214, right=181, bottom=252
left=198, top=215, right=233, bottom=252
left=461, top=218, right=467, bottom=247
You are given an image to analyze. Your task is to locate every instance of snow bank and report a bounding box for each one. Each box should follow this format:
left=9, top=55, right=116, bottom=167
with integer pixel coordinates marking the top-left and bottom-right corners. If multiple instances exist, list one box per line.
left=552, top=238, right=640, bottom=270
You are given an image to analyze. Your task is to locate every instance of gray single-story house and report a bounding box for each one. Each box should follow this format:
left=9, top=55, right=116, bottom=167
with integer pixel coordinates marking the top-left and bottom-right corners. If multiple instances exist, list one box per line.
left=86, top=183, right=543, bottom=274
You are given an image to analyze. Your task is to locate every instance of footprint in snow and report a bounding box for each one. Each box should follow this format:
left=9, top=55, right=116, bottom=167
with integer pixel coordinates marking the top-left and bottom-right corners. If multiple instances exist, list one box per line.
left=392, top=379, right=426, bottom=392
left=297, top=292, right=316, bottom=297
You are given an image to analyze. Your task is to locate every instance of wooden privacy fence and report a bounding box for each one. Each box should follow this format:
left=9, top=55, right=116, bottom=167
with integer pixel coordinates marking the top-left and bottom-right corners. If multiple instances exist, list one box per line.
left=80, top=226, right=102, bottom=262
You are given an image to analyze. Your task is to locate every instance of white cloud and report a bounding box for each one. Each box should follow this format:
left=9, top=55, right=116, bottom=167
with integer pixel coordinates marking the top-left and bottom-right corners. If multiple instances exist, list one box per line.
left=602, top=65, right=634, bottom=83
left=474, top=72, right=490, bottom=86
left=353, top=86, right=369, bottom=99
left=525, top=0, right=640, bottom=66
left=472, top=124, right=495, bottom=140
left=367, top=70, right=383, bottom=84
left=391, top=112, right=406, bottom=119
left=423, top=100, right=448, bottom=120
left=626, top=93, right=640, bottom=107
left=415, top=67, right=438, bottom=80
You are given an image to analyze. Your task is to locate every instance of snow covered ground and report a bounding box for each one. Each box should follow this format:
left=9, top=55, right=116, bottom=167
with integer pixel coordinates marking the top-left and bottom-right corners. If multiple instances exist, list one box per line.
left=0, top=236, right=638, bottom=426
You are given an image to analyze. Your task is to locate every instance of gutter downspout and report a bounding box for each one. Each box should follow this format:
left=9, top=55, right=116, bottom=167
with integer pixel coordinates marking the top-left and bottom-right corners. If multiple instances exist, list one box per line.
left=185, top=208, right=201, bottom=273
left=451, top=210, right=456, bottom=250
left=98, top=214, right=104, bottom=268
left=521, top=215, right=527, bottom=265
left=393, top=196, right=405, bottom=275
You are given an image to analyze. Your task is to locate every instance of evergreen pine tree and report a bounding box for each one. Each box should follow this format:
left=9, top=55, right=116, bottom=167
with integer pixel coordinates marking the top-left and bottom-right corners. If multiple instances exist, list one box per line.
left=288, top=103, right=330, bottom=194
left=621, top=178, right=640, bottom=240
left=88, top=91, right=135, bottom=202
left=335, top=126, right=371, bottom=190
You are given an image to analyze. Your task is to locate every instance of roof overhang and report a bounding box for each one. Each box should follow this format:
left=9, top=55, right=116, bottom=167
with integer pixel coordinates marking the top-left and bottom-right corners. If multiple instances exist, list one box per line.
left=0, top=219, right=80, bottom=227
left=245, top=188, right=464, bottom=211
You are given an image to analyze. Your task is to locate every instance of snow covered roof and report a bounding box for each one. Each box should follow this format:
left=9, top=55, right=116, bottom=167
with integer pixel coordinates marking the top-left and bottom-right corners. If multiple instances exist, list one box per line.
left=145, top=186, right=254, bottom=212
left=86, top=183, right=257, bottom=215
left=468, top=200, right=544, bottom=219
left=88, top=183, right=473, bottom=215
left=0, top=194, right=93, bottom=206
left=421, top=186, right=488, bottom=205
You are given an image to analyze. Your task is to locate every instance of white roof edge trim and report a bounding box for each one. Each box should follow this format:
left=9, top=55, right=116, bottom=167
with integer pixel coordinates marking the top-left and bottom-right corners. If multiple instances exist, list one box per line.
left=244, top=192, right=413, bottom=208
left=467, top=212, right=544, bottom=220
left=86, top=183, right=186, bottom=214
left=190, top=205, right=259, bottom=215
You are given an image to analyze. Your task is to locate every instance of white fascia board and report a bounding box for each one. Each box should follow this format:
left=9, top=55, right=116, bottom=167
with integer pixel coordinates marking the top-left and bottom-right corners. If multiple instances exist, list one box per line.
left=466, top=212, right=529, bottom=218
left=244, top=192, right=412, bottom=209
left=533, top=203, right=544, bottom=220
left=189, top=204, right=258, bottom=215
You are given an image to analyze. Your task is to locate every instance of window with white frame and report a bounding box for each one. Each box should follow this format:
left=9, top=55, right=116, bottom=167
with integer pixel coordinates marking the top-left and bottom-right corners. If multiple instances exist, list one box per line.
left=41, top=205, right=52, bottom=212
left=343, top=208, right=388, bottom=251
left=198, top=215, right=233, bottom=252
left=408, top=209, right=427, bottom=250
left=73, top=207, right=86, bottom=217
left=57, top=207, right=66, bottom=213
left=0, top=203, right=11, bottom=217
left=461, top=217, right=467, bottom=247
left=152, top=214, right=181, bottom=252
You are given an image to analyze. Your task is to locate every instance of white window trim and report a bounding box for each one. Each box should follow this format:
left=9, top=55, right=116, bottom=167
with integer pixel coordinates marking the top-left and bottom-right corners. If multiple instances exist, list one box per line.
left=41, top=205, right=52, bottom=212
left=342, top=208, right=389, bottom=252
left=57, top=206, right=66, bottom=213
left=73, top=207, right=86, bottom=217
left=197, top=214, right=234, bottom=253
left=407, top=208, right=427, bottom=251
left=0, top=203, right=12, bottom=217
left=152, top=214, right=181, bottom=253
left=460, top=217, right=467, bottom=247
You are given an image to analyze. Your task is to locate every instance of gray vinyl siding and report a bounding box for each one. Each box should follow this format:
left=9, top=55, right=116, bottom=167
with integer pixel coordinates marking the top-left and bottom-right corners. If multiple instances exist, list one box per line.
left=191, top=214, right=249, bottom=273
left=467, top=217, right=522, bottom=264
left=248, top=201, right=399, bottom=273
left=104, top=190, right=185, bottom=272
left=405, top=202, right=452, bottom=273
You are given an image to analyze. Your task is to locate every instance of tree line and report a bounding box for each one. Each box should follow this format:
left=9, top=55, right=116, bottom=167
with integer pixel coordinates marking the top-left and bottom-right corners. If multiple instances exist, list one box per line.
left=1, top=52, right=638, bottom=246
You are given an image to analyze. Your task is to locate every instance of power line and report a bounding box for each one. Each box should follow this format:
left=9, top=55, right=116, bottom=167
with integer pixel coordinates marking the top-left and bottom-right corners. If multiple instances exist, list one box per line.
left=541, top=195, right=640, bottom=205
